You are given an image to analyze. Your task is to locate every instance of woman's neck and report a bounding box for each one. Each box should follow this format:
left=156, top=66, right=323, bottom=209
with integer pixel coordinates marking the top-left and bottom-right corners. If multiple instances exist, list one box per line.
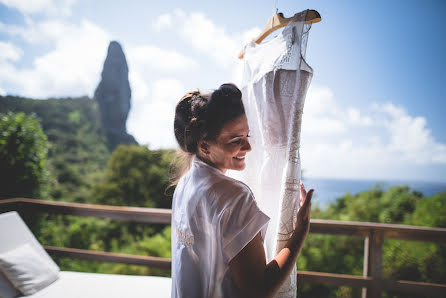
left=196, top=154, right=226, bottom=174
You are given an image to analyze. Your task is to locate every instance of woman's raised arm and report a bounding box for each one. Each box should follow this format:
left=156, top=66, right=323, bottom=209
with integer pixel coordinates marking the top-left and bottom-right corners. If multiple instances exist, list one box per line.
left=229, top=183, right=314, bottom=298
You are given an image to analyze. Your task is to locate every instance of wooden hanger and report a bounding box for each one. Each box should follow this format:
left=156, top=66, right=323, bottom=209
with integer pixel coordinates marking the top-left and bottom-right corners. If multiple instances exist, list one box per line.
left=238, top=10, right=321, bottom=59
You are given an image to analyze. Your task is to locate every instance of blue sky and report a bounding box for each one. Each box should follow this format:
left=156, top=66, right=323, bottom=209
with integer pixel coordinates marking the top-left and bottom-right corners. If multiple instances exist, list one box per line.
left=0, top=0, right=445, bottom=182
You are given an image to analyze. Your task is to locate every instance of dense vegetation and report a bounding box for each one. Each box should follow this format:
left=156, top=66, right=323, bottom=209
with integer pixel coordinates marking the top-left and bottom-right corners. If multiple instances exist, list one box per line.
left=1, top=95, right=110, bottom=202
left=298, top=187, right=446, bottom=298
left=0, top=112, right=51, bottom=199
left=1, top=96, right=445, bottom=297
left=92, top=144, right=174, bottom=208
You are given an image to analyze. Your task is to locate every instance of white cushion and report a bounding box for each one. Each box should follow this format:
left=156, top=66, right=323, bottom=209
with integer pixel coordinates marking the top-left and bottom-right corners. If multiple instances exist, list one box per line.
left=0, top=212, right=59, bottom=273
left=0, top=244, right=59, bottom=296
left=0, top=270, right=20, bottom=298
left=19, top=271, right=172, bottom=298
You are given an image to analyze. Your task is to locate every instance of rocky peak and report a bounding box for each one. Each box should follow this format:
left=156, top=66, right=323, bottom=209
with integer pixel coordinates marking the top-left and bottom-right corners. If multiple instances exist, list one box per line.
left=94, top=41, right=136, bottom=150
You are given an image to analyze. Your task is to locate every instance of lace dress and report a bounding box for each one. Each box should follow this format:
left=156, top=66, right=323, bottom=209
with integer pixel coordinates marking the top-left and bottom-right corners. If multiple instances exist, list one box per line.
left=228, top=10, right=313, bottom=298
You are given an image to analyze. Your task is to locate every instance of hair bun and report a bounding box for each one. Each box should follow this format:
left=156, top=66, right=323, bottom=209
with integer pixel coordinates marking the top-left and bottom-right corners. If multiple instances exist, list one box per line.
left=174, top=84, right=244, bottom=154
left=179, top=91, right=200, bottom=103
left=175, top=91, right=209, bottom=153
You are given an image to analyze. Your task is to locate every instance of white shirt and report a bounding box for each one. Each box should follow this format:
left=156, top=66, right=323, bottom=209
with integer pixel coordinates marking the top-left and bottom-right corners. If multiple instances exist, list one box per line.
left=171, top=156, right=270, bottom=298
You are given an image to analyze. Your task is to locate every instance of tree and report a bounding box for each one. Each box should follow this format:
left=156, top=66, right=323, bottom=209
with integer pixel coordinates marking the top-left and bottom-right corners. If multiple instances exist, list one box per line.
left=93, top=144, right=174, bottom=208
left=0, top=112, right=51, bottom=199
left=0, top=95, right=111, bottom=203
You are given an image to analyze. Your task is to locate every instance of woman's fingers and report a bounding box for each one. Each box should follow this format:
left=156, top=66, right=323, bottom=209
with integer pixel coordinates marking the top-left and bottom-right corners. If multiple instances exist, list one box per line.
left=305, top=189, right=314, bottom=207
left=299, top=183, right=314, bottom=215
left=300, top=182, right=306, bottom=206
left=296, top=187, right=313, bottom=225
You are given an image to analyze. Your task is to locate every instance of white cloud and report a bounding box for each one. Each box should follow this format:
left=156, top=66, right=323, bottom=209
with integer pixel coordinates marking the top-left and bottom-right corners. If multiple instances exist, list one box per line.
left=152, top=13, right=172, bottom=31
left=127, top=78, right=184, bottom=149
left=0, top=22, right=35, bottom=43
left=0, top=0, right=76, bottom=17
left=178, top=11, right=239, bottom=66
left=0, top=41, right=23, bottom=63
left=303, top=86, right=346, bottom=135
left=156, top=10, right=259, bottom=68
left=347, top=107, right=372, bottom=126
left=0, top=42, right=24, bottom=92
left=377, top=103, right=446, bottom=164
left=0, top=18, right=99, bottom=44
left=127, top=45, right=198, bottom=74
left=0, top=19, right=111, bottom=98
left=301, top=85, right=446, bottom=180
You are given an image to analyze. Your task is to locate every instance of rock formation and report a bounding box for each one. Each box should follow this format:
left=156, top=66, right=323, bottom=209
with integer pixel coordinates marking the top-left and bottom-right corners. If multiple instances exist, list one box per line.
left=94, top=41, right=137, bottom=150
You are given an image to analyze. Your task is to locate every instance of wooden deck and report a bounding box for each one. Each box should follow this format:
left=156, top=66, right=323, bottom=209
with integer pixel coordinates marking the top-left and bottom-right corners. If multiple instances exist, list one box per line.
left=1, top=197, right=445, bottom=297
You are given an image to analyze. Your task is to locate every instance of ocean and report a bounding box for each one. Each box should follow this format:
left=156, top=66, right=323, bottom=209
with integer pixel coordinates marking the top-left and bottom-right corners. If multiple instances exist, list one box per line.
left=301, top=177, right=446, bottom=209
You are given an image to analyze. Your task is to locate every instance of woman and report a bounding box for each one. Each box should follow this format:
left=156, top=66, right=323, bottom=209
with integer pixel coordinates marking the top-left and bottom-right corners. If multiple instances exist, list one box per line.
left=171, top=83, right=313, bottom=298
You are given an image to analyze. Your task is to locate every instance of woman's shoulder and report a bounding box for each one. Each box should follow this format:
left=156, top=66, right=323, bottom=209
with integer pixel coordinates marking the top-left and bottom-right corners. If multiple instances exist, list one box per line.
left=207, top=173, right=256, bottom=211
left=212, top=172, right=252, bottom=195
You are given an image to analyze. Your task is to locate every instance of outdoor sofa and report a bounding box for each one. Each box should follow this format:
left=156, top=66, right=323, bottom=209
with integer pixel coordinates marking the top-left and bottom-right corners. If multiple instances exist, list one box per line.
left=0, top=211, right=171, bottom=298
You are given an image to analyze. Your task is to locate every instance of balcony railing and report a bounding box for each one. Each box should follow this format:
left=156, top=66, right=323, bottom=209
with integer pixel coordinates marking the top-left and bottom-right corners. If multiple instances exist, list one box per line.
left=1, top=198, right=445, bottom=298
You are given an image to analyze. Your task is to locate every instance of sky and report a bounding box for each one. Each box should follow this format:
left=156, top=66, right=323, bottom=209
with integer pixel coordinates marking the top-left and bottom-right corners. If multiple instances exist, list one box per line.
left=0, top=0, right=445, bottom=182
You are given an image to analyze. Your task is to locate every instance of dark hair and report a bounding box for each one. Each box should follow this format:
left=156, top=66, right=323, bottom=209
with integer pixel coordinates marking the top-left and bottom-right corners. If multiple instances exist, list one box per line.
left=174, top=83, right=245, bottom=154
left=169, top=83, right=245, bottom=187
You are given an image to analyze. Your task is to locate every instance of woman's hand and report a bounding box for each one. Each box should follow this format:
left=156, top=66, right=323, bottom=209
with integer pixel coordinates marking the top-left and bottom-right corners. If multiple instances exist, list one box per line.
left=229, top=182, right=315, bottom=298
left=296, top=182, right=314, bottom=234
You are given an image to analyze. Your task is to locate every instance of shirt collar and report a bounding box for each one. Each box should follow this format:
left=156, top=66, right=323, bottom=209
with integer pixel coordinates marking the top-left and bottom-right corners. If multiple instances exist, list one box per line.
left=193, top=155, right=224, bottom=175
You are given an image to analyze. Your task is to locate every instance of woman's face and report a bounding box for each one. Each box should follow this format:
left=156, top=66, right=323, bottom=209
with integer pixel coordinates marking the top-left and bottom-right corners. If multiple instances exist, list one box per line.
left=201, top=114, right=251, bottom=173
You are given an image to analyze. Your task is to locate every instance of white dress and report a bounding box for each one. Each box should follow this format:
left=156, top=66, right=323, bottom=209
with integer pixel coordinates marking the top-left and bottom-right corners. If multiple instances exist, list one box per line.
left=228, top=10, right=313, bottom=298
left=170, top=156, right=270, bottom=298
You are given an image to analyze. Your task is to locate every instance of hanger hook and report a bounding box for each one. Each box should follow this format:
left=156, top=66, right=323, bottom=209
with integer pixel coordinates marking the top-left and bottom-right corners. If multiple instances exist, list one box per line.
left=273, top=0, right=278, bottom=14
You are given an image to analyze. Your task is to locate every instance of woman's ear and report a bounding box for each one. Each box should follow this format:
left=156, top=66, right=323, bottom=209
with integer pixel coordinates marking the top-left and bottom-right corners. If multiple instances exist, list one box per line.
left=198, top=140, right=210, bottom=155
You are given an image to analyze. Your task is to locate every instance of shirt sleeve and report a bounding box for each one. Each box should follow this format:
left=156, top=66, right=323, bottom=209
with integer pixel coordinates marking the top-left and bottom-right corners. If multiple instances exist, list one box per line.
left=220, top=190, right=270, bottom=262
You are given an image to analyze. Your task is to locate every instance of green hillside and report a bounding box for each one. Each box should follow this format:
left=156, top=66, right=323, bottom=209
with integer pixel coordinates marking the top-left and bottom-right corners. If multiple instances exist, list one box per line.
left=0, top=95, right=110, bottom=202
